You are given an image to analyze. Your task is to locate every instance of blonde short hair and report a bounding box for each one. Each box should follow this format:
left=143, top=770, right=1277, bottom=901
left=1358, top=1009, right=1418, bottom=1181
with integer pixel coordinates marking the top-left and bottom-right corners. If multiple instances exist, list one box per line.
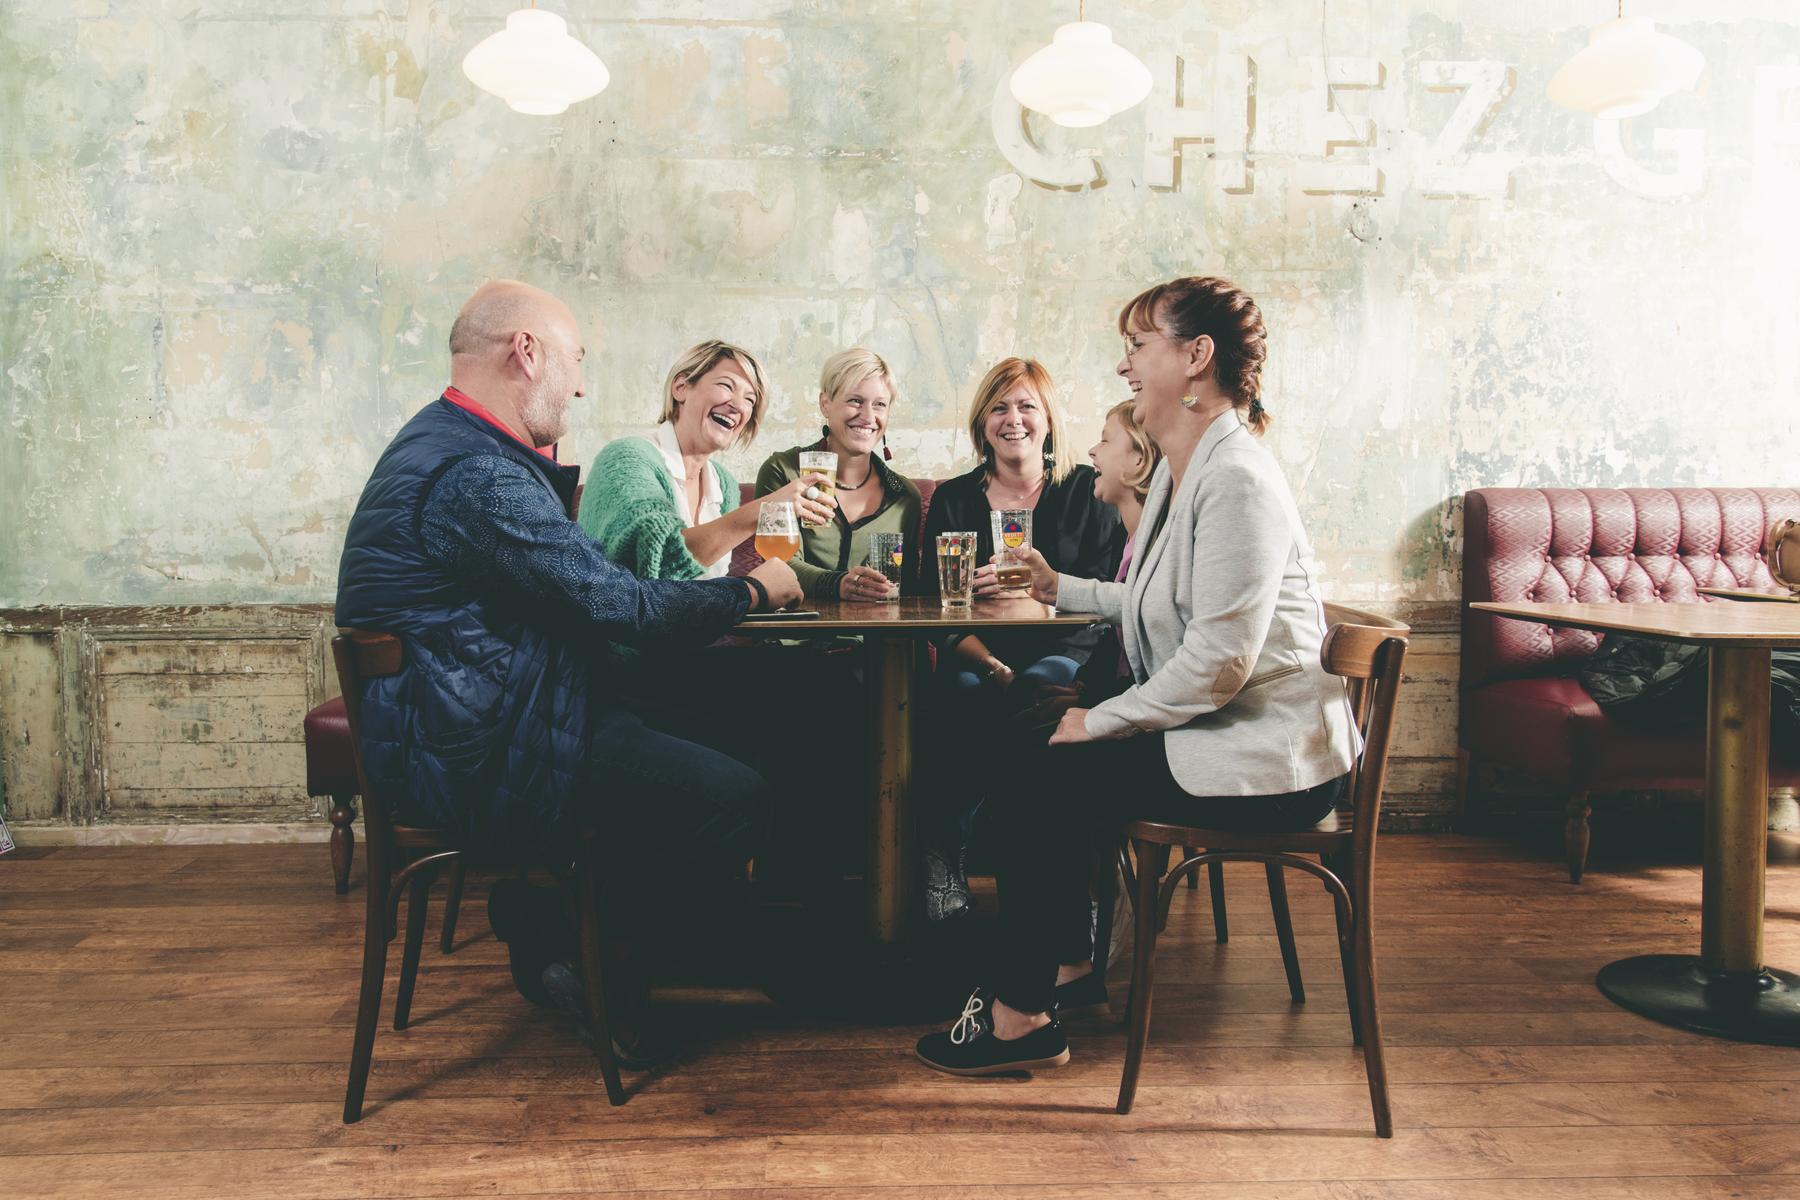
left=1105, top=399, right=1160, bottom=502
left=819, top=347, right=897, bottom=408
left=659, top=340, right=770, bottom=448
left=964, top=357, right=1072, bottom=484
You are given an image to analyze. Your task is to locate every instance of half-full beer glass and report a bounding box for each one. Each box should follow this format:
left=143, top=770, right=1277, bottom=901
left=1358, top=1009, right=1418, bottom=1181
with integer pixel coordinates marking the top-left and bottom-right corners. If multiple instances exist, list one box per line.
left=991, top=508, right=1033, bottom=591
left=937, top=531, right=976, bottom=608
left=755, top=500, right=801, bottom=564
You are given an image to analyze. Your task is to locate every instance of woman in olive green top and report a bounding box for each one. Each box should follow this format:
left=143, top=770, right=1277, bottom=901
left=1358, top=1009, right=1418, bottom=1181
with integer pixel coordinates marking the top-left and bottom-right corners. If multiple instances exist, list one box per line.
left=755, top=348, right=922, bottom=601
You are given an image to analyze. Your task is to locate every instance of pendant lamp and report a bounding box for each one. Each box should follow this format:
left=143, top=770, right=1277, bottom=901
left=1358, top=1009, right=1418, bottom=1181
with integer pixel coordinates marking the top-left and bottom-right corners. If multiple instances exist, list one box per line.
left=1009, top=1, right=1153, bottom=129
left=1547, top=3, right=1703, bottom=120
left=462, top=5, right=610, bottom=116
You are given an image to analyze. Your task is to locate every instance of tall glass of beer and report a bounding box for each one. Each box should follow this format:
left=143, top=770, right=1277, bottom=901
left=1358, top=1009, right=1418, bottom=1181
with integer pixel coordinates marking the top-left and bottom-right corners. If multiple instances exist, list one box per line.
left=797, top=450, right=838, bottom=527
left=755, top=500, right=801, bottom=564
left=937, top=531, right=976, bottom=608
left=991, top=508, right=1033, bottom=591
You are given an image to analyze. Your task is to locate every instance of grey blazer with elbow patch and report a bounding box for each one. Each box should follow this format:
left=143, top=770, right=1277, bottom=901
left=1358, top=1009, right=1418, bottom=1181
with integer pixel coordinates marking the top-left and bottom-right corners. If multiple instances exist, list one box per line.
left=1056, top=410, right=1359, bottom=798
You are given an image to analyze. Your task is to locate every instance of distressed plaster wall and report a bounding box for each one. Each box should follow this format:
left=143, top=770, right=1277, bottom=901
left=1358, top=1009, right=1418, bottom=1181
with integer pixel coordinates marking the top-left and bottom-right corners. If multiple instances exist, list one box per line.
left=1, top=3, right=1797, bottom=832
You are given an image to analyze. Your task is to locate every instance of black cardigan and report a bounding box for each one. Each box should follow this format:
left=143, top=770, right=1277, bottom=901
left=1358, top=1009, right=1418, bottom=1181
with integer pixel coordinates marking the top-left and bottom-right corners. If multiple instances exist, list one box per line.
left=920, top=463, right=1125, bottom=667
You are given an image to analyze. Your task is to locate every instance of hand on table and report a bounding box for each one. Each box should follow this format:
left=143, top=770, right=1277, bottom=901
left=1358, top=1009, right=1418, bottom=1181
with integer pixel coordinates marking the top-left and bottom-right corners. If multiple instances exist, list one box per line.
left=1048, top=706, right=1094, bottom=745
left=747, top=558, right=803, bottom=611
left=841, top=565, right=897, bottom=603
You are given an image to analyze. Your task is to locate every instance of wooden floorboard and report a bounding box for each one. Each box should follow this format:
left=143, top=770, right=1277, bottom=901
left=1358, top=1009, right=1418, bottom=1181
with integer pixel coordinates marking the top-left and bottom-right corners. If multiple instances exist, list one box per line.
left=3, top=836, right=1800, bottom=1199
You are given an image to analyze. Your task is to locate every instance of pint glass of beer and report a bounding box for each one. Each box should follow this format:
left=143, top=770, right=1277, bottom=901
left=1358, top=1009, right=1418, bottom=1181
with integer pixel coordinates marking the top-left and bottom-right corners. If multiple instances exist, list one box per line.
left=937, top=531, right=977, bottom=608
left=867, top=532, right=904, bottom=600
left=991, top=508, right=1033, bottom=591
left=797, top=450, right=838, bottom=527
left=755, top=500, right=801, bottom=564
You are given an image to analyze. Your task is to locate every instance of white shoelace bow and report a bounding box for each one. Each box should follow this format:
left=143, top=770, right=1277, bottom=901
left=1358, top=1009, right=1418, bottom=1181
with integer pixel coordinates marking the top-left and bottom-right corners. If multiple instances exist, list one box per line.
left=949, top=991, right=986, bottom=1045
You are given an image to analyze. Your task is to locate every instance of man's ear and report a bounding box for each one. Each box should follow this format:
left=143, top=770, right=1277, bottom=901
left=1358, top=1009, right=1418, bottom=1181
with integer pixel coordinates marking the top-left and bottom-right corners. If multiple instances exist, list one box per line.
left=513, top=331, right=541, bottom=382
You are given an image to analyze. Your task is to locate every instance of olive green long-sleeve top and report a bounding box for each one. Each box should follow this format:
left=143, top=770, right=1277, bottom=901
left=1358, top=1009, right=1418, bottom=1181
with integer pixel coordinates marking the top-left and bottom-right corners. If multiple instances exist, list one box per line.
left=754, top=444, right=923, bottom=600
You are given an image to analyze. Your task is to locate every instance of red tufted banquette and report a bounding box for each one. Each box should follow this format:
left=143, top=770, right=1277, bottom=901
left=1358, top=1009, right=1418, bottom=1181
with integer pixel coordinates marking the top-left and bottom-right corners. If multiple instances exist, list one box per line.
left=1459, top=487, right=1800, bottom=881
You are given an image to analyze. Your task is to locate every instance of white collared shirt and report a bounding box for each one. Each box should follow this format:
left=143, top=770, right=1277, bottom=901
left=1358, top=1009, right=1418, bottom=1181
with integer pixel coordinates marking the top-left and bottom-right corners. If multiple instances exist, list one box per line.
left=641, top=421, right=729, bottom=578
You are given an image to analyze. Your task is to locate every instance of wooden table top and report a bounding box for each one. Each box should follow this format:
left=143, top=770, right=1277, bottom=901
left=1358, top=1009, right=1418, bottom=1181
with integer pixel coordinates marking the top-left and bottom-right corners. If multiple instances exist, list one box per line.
left=736, top=595, right=1102, bottom=636
left=1472, top=601, right=1800, bottom=647
left=1697, top=587, right=1800, bottom=605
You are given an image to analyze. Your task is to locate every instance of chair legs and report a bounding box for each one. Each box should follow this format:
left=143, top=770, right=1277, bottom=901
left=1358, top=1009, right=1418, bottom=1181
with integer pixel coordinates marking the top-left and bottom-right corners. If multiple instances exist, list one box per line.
left=329, top=795, right=357, bottom=894
left=1266, top=863, right=1305, bottom=1004
left=1565, top=793, right=1592, bottom=884
left=570, top=843, right=627, bottom=1106
left=393, top=869, right=432, bottom=1031
left=1184, top=845, right=1199, bottom=889
left=1352, top=897, right=1393, bottom=1137
left=343, top=868, right=388, bottom=1123
left=1207, top=859, right=1228, bottom=942
left=439, top=858, right=466, bottom=954
left=1117, top=840, right=1171, bottom=1115
left=1325, top=850, right=1363, bottom=1046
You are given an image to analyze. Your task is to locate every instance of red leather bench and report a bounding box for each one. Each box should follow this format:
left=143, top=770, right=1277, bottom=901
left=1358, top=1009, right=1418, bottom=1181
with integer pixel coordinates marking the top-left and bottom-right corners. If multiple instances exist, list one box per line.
left=1459, top=487, right=1800, bottom=881
left=308, top=475, right=946, bottom=891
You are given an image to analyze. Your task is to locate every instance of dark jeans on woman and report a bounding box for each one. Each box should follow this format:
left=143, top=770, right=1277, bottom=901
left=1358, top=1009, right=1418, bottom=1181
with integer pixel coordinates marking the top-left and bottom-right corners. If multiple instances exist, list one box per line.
left=988, top=731, right=1344, bottom=1015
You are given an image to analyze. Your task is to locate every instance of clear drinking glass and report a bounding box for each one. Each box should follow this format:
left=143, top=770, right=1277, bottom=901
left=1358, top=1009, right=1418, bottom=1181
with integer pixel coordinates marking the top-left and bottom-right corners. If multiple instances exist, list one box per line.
left=867, top=532, right=904, bottom=600
left=754, top=500, right=801, bottom=564
left=937, top=531, right=977, bottom=608
left=990, top=508, right=1033, bottom=591
left=797, top=450, right=838, bottom=527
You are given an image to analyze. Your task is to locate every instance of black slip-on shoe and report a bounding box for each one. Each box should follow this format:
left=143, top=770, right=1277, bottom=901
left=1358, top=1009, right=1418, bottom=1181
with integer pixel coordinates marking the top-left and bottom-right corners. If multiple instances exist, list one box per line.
left=487, top=879, right=564, bottom=1009
left=914, top=988, right=1070, bottom=1077
left=540, top=961, right=680, bottom=1072
left=1052, top=970, right=1109, bottom=1019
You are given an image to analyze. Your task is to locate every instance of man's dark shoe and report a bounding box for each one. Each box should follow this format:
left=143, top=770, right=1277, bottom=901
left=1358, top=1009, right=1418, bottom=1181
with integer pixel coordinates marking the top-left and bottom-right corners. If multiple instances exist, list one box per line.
left=915, top=988, right=1070, bottom=1076
left=540, top=961, right=680, bottom=1072
left=1052, top=969, right=1109, bottom=1018
left=487, top=878, right=569, bottom=1008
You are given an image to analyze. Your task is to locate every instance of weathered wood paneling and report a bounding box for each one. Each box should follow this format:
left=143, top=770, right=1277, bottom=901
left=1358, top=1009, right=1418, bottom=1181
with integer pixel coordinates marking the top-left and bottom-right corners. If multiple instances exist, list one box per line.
left=0, top=632, right=65, bottom=820
left=1, top=600, right=1482, bottom=833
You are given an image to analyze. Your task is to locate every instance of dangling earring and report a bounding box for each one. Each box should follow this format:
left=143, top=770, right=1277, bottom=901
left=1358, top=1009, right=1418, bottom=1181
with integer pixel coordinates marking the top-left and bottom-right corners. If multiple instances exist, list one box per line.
left=1179, top=390, right=1199, bottom=410
left=882, top=432, right=893, bottom=462
left=820, top=423, right=830, bottom=445
left=1042, top=437, right=1056, bottom=473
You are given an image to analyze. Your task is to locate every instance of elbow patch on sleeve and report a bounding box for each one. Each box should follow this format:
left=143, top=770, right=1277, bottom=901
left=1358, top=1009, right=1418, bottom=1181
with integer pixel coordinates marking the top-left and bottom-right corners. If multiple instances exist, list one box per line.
left=1212, top=654, right=1255, bottom=708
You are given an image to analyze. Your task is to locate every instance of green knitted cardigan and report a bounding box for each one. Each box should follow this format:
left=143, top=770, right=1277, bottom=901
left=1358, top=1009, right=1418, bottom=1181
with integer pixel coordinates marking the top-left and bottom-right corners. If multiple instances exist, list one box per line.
left=577, top=433, right=740, bottom=582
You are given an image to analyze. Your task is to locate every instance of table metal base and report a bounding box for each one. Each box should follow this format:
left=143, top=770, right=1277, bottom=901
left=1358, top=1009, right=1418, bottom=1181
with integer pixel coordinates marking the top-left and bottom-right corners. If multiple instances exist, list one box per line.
left=1597, top=954, right=1800, bottom=1045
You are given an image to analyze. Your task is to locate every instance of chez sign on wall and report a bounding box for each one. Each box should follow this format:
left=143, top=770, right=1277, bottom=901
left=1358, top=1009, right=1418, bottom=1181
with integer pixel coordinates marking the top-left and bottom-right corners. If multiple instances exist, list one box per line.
left=992, top=51, right=1800, bottom=203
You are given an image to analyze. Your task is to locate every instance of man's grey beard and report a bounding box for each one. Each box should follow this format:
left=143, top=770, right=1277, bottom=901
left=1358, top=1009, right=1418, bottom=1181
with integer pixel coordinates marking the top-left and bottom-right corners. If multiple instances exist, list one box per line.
left=521, top=378, right=569, bottom=448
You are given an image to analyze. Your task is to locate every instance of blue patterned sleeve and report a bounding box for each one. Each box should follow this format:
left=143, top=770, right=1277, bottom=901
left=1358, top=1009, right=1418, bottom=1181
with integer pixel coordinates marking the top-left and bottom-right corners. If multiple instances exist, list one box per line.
left=419, top=455, right=750, bottom=644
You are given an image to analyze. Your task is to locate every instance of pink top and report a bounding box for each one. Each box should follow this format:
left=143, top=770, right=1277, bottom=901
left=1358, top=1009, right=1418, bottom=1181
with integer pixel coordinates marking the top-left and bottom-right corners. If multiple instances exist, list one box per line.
left=1113, top=535, right=1135, bottom=678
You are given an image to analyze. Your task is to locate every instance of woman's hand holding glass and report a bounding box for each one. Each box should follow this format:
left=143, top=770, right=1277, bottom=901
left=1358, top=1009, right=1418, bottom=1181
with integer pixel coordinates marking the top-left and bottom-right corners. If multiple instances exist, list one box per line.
left=1015, top=547, right=1059, bottom=606
left=840, top=565, right=895, bottom=603
left=767, top=473, right=837, bottom=528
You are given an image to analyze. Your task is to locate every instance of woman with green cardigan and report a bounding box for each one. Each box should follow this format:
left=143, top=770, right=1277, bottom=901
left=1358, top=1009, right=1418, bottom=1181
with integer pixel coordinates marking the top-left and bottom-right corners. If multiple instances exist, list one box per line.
left=579, top=340, right=834, bottom=581
left=755, top=348, right=922, bottom=601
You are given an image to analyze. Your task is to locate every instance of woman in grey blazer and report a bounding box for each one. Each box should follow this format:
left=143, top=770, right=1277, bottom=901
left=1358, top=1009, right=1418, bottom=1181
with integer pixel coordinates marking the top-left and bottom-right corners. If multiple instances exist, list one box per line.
left=917, top=276, right=1360, bottom=1078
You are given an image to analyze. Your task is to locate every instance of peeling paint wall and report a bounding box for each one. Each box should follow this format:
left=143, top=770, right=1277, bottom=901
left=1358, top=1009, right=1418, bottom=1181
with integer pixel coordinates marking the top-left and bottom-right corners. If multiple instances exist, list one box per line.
left=4, top=1, right=1798, bottom=608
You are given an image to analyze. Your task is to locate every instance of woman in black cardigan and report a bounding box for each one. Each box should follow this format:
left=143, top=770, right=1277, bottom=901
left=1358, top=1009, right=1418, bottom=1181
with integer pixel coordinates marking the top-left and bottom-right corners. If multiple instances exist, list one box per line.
left=919, top=357, right=1125, bottom=920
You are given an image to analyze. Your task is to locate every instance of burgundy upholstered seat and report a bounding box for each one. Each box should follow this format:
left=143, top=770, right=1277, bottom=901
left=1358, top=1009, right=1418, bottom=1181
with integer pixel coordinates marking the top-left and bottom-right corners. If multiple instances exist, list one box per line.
left=1460, top=487, right=1800, bottom=880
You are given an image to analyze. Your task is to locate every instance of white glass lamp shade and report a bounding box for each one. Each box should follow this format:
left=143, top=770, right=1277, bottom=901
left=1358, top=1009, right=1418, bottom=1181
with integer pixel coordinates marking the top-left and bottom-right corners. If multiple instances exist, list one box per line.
left=1546, top=16, right=1703, bottom=120
left=1009, top=21, right=1152, bottom=128
left=462, top=8, right=610, bottom=116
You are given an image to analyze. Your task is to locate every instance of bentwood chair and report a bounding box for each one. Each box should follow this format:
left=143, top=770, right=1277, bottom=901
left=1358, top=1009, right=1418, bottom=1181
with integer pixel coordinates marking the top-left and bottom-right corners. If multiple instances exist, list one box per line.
left=1114, top=604, right=1408, bottom=1137
left=333, top=630, right=625, bottom=1123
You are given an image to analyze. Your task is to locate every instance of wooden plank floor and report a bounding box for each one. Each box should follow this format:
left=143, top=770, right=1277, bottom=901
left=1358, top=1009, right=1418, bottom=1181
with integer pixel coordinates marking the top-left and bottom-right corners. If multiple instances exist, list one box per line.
left=5, top=834, right=1800, bottom=1199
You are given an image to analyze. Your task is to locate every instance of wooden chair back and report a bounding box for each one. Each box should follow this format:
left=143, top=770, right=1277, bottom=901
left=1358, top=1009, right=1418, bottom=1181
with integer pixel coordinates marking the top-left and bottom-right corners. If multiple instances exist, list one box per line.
left=331, top=631, right=414, bottom=896
left=1318, top=603, right=1409, bottom=917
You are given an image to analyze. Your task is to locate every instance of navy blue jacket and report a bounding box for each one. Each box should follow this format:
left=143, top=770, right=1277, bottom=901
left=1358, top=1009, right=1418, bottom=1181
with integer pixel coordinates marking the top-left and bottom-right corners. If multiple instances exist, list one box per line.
left=335, top=396, right=752, bottom=848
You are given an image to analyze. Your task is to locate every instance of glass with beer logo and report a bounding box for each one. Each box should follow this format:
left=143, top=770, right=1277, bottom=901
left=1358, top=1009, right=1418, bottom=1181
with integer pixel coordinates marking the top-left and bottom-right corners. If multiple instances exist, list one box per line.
left=990, top=508, right=1033, bottom=592
left=754, top=500, right=801, bottom=564
left=797, top=450, right=838, bottom=527
left=937, top=531, right=976, bottom=608
left=867, top=532, right=904, bottom=600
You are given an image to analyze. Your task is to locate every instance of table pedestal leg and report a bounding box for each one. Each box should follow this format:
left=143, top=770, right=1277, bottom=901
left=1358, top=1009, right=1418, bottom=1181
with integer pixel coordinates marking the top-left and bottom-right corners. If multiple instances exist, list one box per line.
left=867, top=636, right=915, bottom=943
left=1597, top=645, right=1800, bottom=1044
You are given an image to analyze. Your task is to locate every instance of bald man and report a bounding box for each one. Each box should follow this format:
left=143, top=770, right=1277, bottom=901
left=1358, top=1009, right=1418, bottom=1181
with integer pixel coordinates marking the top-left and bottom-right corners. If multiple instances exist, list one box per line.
left=336, top=281, right=800, bottom=1061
